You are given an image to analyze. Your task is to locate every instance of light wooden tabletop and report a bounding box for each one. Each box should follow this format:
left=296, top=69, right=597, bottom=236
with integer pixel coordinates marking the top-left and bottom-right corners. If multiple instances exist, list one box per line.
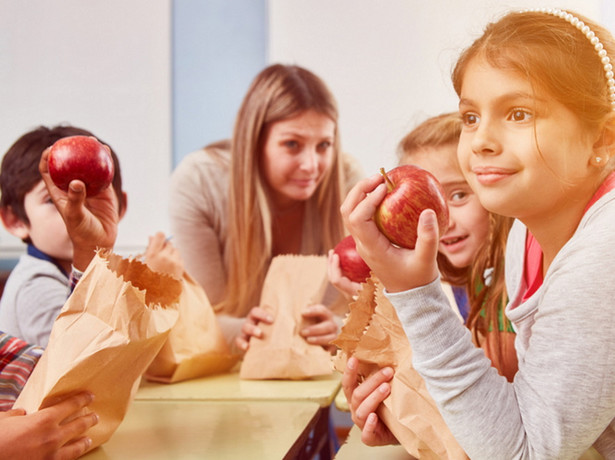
left=82, top=399, right=321, bottom=460
left=334, top=425, right=415, bottom=460
left=136, top=370, right=342, bottom=407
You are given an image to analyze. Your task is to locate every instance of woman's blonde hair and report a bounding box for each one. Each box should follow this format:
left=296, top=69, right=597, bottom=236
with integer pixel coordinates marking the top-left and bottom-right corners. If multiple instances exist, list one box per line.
left=220, top=64, right=346, bottom=316
left=399, top=112, right=516, bottom=379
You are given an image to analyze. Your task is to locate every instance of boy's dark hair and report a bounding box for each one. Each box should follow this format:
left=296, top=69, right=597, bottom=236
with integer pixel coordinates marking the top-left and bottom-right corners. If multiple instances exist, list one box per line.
left=0, top=125, right=125, bottom=225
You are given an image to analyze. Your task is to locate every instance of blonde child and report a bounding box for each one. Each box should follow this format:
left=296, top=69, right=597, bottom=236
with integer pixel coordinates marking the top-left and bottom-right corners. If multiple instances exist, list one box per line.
left=329, top=112, right=517, bottom=380
left=341, top=8, right=615, bottom=458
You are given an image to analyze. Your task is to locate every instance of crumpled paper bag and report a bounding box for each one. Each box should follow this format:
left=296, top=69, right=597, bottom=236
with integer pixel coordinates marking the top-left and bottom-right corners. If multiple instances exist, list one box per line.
left=145, top=273, right=239, bottom=383
left=14, top=250, right=181, bottom=453
left=333, top=277, right=467, bottom=459
left=240, top=255, right=334, bottom=380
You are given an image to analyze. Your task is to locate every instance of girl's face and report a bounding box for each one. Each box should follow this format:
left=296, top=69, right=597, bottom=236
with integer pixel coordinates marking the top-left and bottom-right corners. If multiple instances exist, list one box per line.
left=457, top=57, right=600, bottom=231
left=402, top=145, right=490, bottom=269
left=261, top=110, right=336, bottom=209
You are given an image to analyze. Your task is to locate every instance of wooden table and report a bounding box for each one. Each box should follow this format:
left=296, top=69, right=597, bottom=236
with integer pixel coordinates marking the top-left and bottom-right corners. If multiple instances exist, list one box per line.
left=82, top=400, right=321, bottom=460
left=334, top=425, right=415, bottom=460
left=134, top=370, right=342, bottom=459
left=136, top=370, right=341, bottom=407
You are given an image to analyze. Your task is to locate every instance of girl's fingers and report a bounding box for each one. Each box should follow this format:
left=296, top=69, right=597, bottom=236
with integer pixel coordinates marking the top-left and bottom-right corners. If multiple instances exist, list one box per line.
left=341, top=357, right=361, bottom=402
left=340, top=174, right=384, bottom=224
left=412, top=209, right=441, bottom=281
left=350, top=369, right=393, bottom=423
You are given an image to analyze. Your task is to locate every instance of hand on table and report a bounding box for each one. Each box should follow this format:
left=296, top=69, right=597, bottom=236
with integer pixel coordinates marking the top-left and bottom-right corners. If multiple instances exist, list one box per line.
left=2, top=392, right=98, bottom=460
left=39, top=147, right=122, bottom=271
left=342, top=356, right=398, bottom=446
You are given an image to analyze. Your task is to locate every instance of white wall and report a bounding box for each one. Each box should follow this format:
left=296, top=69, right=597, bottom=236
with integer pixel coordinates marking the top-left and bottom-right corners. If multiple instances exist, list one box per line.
left=1, top=0, right=613, bottom=261
left=0, top=0, right=172, bottom=258
left=268, top=0, right=605, bottom=176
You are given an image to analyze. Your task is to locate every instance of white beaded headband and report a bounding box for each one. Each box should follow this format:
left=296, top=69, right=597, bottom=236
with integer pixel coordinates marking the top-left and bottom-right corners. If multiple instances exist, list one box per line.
left=523, top=8, right=615, bottom=111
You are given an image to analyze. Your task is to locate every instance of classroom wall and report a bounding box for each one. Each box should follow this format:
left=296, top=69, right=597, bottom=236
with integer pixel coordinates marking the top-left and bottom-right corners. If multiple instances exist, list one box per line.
left=268, top=0, right=608, bottom=176
left=1, top=0, right=613, bottom=261
left=0, top=0, right=173, bottom=257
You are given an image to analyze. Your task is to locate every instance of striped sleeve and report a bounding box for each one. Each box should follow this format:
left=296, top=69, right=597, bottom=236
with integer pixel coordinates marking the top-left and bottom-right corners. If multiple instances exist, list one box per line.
left=0, top=332, right=43, bottom=411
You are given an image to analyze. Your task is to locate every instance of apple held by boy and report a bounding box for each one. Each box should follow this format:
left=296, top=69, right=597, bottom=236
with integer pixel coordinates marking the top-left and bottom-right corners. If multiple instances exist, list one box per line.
left=333, top=235, right=371, bottom=283
left=375, top=165, right=449, bottom=249
left=48, top=135, right=114, bottom=196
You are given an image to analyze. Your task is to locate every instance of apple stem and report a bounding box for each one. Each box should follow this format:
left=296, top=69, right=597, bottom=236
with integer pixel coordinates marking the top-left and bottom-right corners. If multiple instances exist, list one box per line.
left=379, top=167, right=394, bottom=192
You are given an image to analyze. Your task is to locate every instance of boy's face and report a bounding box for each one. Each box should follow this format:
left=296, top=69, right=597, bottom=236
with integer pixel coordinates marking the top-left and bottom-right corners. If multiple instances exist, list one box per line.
left=23, top=180, right=73, bottom=264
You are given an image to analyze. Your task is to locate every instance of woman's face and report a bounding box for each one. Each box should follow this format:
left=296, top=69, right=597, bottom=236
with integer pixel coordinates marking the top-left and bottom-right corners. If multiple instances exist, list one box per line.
left=261, top=110, right=336, bottom=208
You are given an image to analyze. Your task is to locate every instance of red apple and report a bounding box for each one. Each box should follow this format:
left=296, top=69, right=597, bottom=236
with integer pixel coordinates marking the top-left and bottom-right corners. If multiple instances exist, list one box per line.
left=333, top=235, right=371, bottom=283
left=374, top=165, right=449, bottom=249
left=48, top=135, right=114, bottom=196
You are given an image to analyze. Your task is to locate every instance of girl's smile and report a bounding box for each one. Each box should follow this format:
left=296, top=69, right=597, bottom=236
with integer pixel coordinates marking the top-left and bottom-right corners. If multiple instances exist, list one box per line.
left=457, top=56, right=602, bottom=250
left=471, top=166, right=517, bottom=186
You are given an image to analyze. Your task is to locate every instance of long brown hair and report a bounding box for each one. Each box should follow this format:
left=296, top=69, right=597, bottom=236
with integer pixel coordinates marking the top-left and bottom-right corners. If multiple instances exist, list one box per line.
left=452, top=10, right=615, bottom=140
left=220, top=64, right=346, bottom=316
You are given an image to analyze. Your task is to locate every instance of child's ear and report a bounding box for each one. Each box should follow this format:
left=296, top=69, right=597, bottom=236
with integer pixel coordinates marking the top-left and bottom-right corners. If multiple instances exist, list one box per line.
left=591, top=120, right=615, bottom=166
left=0, top=207, right=30, bottom=240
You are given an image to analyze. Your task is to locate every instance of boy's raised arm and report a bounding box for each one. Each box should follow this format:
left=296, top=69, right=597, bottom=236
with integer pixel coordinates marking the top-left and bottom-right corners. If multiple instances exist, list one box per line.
left=39, top=148, right=120, bottom=271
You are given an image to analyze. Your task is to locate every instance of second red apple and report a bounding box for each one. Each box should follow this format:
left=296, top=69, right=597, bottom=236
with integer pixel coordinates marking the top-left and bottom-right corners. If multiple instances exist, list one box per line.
left=333, top=235, right=371, bottom=283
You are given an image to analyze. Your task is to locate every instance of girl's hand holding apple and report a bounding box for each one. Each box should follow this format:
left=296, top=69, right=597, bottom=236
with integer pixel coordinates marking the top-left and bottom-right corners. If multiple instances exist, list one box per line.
left=340, top=173, right=441, bottom=294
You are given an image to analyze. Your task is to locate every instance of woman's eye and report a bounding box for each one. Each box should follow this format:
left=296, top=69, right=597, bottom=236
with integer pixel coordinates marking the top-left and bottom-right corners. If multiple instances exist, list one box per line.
left=317, top=141, right=332, bottom=153
left=284, top=140, right=300, bottom=150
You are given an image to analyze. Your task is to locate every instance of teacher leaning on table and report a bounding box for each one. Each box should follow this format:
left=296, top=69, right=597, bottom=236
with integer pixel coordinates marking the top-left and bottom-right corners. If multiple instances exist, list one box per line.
left=169, top=64, right=363, bottom=355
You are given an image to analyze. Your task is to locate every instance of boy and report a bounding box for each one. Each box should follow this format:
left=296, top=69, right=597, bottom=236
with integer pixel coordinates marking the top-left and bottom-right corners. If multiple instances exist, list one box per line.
left=0, top=125, right=127, bottom=346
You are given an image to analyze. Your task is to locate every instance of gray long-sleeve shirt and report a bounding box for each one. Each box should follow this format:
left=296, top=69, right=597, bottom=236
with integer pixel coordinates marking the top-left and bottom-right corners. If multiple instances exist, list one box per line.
left=0, top=254, right=70, bottom=347
left=387, top=189, right=615, bottom=459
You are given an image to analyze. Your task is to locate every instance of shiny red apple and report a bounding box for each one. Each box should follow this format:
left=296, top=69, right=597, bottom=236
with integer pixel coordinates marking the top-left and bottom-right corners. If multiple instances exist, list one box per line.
left=333, top=235, right=371, bottom=283
left=48, top=135, right=114, bottom=197
left=374, top=165, right=449, bottom=249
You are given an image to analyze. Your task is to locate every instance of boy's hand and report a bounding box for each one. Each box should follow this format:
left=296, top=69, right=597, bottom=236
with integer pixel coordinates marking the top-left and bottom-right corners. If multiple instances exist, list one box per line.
left=40, top=148, right=120, bottom=271
left=144, top=232, right=184, bottom=280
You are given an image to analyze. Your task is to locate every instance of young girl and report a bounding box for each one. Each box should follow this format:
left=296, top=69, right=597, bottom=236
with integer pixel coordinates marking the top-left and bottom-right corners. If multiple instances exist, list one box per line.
left=330, top=112, right=517, bottom=380
left=341, top=8, right=615, bottom=458
left=397, top=112, right=517, bottom=381
left=170, top=64, right=363, bottom=352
